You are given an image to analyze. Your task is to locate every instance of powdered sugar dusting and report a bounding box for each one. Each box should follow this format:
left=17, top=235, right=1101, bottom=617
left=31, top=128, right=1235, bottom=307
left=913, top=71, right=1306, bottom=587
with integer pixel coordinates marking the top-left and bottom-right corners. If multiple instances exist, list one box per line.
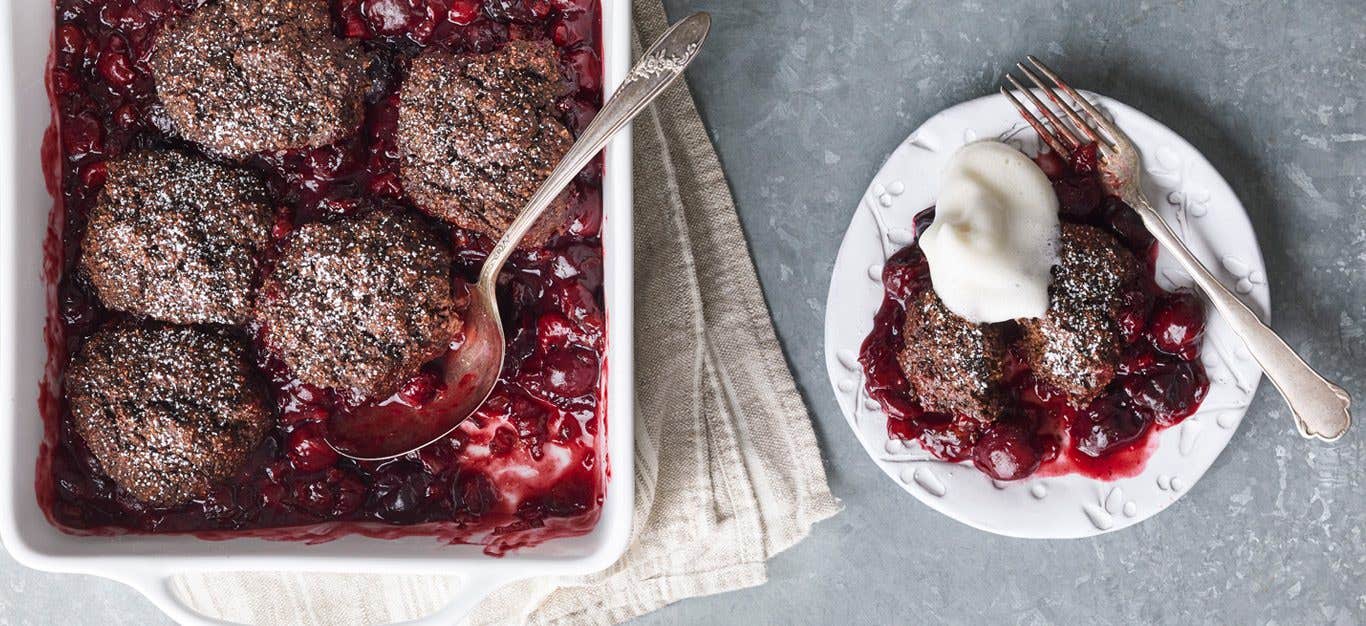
left=397, top=41, right=574, bottom=246
left=65, top=324, right=272, bottom=506
left=1020, top=223, right=1148, bottom=404
left=257, top=209, right=461, bottom=401
left=150, top=0, right=370, bottom=159
left=81, top=149, right=273, bottom=325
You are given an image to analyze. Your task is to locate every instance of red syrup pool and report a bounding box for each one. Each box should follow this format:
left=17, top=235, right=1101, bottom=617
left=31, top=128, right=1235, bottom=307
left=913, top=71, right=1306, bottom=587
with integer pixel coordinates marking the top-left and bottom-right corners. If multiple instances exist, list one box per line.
left=860, top=145, right=1210, bottom=482
left=37, top=0, right=608, bottom=555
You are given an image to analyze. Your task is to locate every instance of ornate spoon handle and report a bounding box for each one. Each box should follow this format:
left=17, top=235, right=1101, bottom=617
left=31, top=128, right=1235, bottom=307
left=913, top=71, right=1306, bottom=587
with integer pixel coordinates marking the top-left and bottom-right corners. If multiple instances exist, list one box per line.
left=479, top=12, right=712, bottom=290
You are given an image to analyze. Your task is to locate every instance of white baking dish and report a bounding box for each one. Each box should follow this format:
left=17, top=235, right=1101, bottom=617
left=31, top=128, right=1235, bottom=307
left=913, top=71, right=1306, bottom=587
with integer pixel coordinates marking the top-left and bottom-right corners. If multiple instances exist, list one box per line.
left=0, top=1, right=635, bottom=623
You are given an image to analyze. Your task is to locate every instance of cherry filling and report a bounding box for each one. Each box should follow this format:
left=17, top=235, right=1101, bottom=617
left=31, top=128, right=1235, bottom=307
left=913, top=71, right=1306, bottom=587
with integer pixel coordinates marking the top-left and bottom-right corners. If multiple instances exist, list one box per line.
left=860, top=145, right=1209, bottom=482
left=40, top=0, right=606, bottom=550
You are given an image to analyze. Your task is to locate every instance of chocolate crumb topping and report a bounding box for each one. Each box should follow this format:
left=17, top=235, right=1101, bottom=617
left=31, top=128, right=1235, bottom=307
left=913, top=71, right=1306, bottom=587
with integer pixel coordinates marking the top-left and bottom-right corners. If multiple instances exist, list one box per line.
left=65, top=323, right=273, bottom=507
left=151, top=0, right=370, bottom=159
left=897, top=289, right=1010, bottom=422
left=1020, top=223, right=1149, bottom=405
left=80, top=149, right=273, bottom=325
left=256, top=209, right=461, bottom=400
left=397, top=41, right=574, bottom=247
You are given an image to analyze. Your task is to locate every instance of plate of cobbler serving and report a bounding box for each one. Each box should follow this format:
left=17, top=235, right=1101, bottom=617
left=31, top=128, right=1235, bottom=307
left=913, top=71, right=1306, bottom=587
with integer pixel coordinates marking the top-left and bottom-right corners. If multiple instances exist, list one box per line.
left=1, top=0, right=633, bottom=617
left=824, top=92, right=1270, bottom=537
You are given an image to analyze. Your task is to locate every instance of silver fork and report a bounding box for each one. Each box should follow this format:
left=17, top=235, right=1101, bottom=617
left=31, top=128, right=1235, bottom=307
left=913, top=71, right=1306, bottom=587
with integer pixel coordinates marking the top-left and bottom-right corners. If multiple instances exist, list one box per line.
left=1002, top=55, right=1351, bottom=442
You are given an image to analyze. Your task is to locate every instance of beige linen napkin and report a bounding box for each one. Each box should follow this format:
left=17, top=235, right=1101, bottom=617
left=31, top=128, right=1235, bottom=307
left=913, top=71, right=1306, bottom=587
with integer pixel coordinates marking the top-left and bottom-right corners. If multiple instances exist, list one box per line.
left=173, top=1, right=839, bottom=623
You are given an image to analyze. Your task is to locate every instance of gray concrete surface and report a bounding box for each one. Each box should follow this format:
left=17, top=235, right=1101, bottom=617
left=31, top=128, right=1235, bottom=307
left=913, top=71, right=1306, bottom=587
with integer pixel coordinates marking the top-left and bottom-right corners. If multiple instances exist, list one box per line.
left=5, top=1, right=1364, bottom=624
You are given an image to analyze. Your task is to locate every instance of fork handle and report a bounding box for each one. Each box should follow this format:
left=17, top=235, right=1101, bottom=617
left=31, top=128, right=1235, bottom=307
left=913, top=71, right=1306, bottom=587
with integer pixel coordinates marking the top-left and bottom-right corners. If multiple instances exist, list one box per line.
left=1123, top=193, right=1351, bottom=441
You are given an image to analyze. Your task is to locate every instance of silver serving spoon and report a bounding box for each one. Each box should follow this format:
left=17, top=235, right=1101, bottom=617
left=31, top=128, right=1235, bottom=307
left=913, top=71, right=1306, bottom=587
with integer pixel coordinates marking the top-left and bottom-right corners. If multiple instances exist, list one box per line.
left=325, top=13, right=712, bottom=460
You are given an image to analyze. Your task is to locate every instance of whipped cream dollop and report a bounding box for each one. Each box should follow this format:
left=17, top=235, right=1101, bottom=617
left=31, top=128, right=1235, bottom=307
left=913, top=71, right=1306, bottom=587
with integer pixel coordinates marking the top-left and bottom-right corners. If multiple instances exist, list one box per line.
left=919, top=140, right=1060, bottom=323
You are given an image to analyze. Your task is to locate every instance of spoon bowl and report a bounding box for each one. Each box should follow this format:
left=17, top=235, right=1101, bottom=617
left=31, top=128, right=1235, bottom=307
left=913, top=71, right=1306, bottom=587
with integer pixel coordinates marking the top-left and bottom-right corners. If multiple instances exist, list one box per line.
left=326, top=283, right=504, bottom=460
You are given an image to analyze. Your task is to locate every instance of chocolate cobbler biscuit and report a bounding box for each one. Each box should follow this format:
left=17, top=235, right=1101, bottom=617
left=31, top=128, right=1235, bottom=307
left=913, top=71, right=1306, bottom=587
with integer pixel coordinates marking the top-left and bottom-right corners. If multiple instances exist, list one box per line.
left=150, top=0, right=369, bottom=159
left=80, top=149, right=273, bottom=325
left=897, top=289, right=1010, bottom=423
left=1019, top=223, right=1150, bottom=405
left=65, top=324, right=272, bottom=507
left=397, top=41, right=574, bottom=247
left=256, top=210, right=460, bottom=400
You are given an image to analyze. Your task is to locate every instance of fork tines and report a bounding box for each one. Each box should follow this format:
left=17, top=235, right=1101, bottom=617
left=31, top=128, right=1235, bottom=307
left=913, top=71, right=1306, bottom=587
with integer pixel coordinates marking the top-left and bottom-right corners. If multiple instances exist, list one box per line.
left=1001, top=55, right=1121, bottom=160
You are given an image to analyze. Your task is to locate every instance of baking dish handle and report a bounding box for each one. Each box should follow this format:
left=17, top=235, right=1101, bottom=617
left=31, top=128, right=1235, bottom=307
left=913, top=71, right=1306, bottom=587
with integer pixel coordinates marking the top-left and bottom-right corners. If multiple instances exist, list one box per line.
left=122, top=570, right=514, bottom=625
left=393, top=573, right=512, bottom=626
left=122, top=572, right=237, bottom=626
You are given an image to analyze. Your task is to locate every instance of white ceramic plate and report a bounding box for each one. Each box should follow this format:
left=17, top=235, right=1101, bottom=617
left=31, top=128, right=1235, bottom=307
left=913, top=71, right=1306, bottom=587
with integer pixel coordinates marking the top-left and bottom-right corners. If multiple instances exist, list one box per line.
left=823, top=92, right=1269, bottom=538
